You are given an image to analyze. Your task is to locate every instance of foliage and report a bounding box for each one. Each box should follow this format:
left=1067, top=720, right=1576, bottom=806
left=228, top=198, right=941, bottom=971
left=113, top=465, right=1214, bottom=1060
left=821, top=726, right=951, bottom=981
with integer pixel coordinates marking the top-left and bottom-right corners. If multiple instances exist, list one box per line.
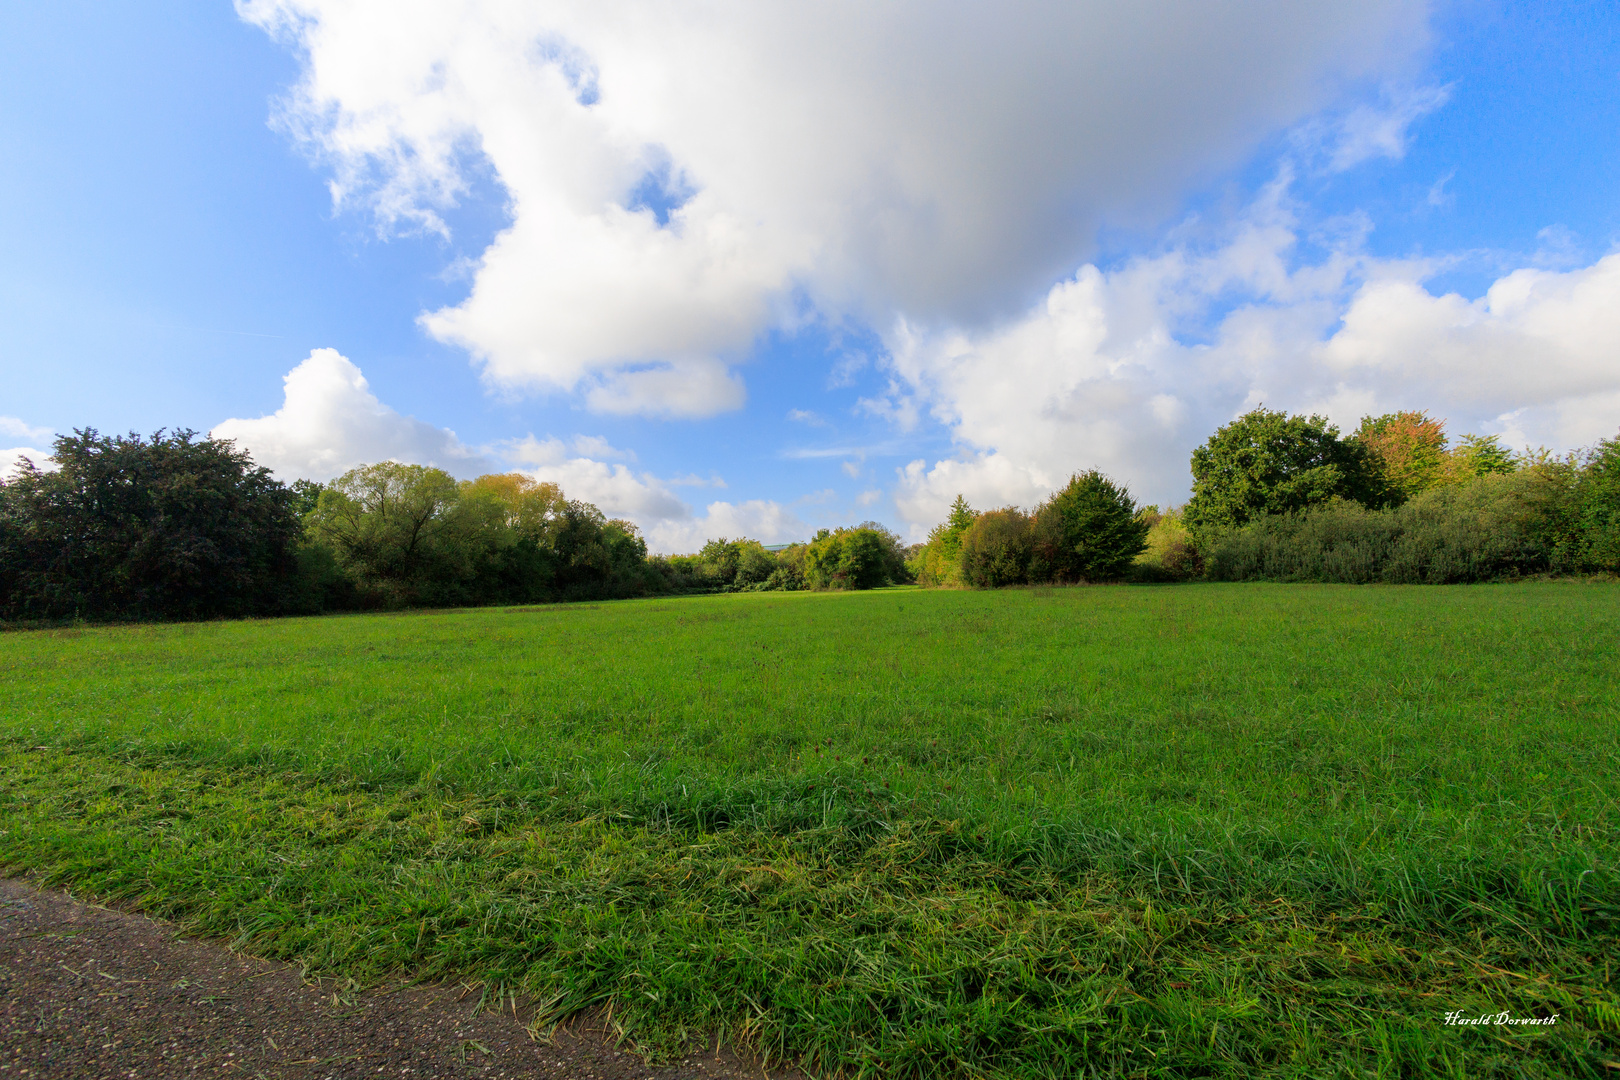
left=1578, top=433, right=1620, bottom=571
left=958, top=507, right=1033, bottom=587
left=1029, top=470, right=1148, bottom=582
left=1447, top=432, right=1517, bottom=480
left=1184, top=407, right=1380, bottom=540
left=2, top=585, right=1615, bottom=1079
left=289, top=478, right=325, bottom=518
left=910, top=495, right=977, bottom=587
left=1355, top=410, right=1449, bottom=504
left=0, top=428, right=302, bottom=620
left=1128, top=505, right=1199, bottom=581
left=1204, top=473, right=1559, bottom=583
left=697, top=537, right=778, bottom=590
left=803, top=524, right=908, bottom=589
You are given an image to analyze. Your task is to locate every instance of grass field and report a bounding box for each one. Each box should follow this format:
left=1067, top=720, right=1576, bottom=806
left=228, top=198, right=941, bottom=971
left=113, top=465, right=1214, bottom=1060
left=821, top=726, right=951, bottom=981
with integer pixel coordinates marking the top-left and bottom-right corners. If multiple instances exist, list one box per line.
left=1, top=583, right=1617, bottom=1077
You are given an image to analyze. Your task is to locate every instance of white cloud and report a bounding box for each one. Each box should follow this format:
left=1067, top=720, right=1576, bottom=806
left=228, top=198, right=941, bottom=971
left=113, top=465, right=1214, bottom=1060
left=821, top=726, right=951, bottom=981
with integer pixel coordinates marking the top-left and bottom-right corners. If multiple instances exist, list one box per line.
left=242, top=0, right=1428, bottom=415
left=1299, top=82, right=1450, bottom=172
left=504, top=434, right=797, bottom=550
left=569, top=434, right=634, bottom=460
left=0, top=417, right=52, bottom=443
left=0, top=447, right=52, bottom=480
left=212, top=348, right=493, bottom=480
left=0, top=418, right=54, bottom=480
left=582, top=359, right=746, bottom=419
left=643, top=500, right=809, bottom=553
left=886, top=187, right=1620, bottom=536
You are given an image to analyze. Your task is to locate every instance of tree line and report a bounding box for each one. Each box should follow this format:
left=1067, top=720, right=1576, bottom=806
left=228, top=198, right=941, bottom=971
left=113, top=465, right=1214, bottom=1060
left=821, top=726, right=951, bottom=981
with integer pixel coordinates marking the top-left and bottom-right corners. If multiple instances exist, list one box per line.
left=2, top=408, right=1614, bottom=621
left=907, top=407, right=1619, bottom=587
left=0, top=429, right=910, bottom=622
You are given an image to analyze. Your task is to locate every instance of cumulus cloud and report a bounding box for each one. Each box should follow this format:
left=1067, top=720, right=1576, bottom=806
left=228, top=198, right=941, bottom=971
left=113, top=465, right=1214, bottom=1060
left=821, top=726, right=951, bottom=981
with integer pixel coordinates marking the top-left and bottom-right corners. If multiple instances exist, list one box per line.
left=888, top=186, right=1620, bottom=536
left=212, top=348, right=493, bottom=479
left=504, top=433, right=803, bottom=551
left=242, top=0, right=1428, bottom=415
left=0, top=447, right=51, bottom=480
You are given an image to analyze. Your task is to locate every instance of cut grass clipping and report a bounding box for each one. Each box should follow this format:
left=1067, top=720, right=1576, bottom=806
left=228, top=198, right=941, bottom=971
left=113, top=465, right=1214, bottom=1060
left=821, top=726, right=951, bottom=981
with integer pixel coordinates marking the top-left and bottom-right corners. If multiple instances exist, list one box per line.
left=1, top=583, right=1617, bottom=1077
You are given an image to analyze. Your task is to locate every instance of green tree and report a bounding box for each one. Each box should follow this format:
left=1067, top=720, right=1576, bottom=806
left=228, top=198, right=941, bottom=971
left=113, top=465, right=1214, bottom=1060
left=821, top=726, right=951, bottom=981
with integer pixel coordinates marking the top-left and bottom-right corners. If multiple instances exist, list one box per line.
left=1447, top=433, right=1517, bottom=481
left=289, top=479, right=326, bottom=519
left=803, top=526, right=899, bottom=589
left=1031, top=470, right=1149, bottom=582
left=1184, top=407, right=1379, bottom=541
left=958, top=508, right=1033, bottom=587
left=1576, top=434, right=1620, bottom=572
left=307, top=462, right=465, bottom=591
left=912, top=494, right=977, bottom=586
left=0, top=428, right=301, bottom=620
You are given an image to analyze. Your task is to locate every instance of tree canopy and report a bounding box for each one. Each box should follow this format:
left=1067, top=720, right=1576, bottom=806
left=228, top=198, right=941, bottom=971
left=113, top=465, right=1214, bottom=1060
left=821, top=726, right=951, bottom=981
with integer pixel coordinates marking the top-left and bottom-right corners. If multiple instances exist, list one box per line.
left=1184, top=407, right=1379, bottom=538
left=0, top=429, right=301, bottom=620
left=1032, top=470, right=1149, bottom=582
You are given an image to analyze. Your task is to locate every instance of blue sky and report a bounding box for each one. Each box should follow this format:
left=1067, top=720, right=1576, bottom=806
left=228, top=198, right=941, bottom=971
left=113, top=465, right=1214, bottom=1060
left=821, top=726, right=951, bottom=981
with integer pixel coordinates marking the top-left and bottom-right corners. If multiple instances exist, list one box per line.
left=2, top=1, right=1617, bottom=549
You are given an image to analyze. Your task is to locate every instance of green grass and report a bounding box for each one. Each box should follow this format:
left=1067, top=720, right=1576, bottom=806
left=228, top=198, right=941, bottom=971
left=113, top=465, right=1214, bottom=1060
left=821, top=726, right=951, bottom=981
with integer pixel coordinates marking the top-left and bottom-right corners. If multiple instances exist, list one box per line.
left=1, top=583, right=1617, bottom=1077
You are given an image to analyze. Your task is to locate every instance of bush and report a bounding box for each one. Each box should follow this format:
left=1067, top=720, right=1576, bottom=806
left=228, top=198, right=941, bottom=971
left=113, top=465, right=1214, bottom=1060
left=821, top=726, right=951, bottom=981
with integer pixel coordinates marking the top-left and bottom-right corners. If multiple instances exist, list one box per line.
left=1204, top=474, right=1557, bottom=584
left=958, top=508, right=1033, bottom=587
left=698, top=538, right=778, bottom=589
left=1129, top=507, right=1200, bottom=581
left=1030, top=470, right=1148, bottom=582
left=1579, top=434, right=1620, bottom=572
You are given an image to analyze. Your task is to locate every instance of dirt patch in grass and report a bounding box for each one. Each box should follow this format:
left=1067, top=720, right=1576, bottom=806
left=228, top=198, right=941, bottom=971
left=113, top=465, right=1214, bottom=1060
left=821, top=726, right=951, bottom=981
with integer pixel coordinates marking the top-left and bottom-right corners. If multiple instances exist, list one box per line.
left=0, top=877, right=802, bottom=1080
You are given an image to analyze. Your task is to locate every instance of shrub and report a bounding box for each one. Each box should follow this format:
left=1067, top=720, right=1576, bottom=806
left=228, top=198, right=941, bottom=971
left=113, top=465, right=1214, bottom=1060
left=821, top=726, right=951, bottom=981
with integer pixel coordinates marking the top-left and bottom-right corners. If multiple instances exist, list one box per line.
left=958, top=508, right=1033, bottom=587
left=1204, top=474, right=1557, bottom=584
left=1578, top=434, right=1620, bottom=572
left=1030, top=470, right=1148, bottom=582
left=1129, top=507, right=1199, bottom=581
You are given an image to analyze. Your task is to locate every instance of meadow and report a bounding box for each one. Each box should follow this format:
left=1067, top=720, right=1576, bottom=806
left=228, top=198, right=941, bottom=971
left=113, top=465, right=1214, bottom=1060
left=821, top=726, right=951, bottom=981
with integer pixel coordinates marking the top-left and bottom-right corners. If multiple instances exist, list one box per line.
left=1, top=583, right=1617, bottom=1077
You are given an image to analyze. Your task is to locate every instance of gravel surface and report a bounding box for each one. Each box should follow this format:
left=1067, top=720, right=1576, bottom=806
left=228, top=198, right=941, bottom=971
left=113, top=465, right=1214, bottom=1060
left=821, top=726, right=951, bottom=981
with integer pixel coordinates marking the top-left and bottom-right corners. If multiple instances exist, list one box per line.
left=0, top=878, right=804, bottom=1080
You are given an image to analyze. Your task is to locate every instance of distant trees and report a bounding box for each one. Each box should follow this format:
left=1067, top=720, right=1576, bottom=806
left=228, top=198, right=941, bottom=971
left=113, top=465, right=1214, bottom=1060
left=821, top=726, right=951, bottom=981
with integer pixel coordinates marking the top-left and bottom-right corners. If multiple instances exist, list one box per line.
left=1354, top=411, right=1517, bottom=504
left=958, top=509, right=1034, bottom=587
left=912, top=495, right=976, bottom=586
left=1031, top=470, right=1149, bottom=582
left=1184, top=408, right=1379, bottom=539
left=911, top=470, right=1150, bottom=588
left=6, top=403, right=1613, bottom=622
left=304, top=465, right=656, bottom=606
left=0, top=429, right=302, bottom=620
left=803, top=524, right=909, bottom=589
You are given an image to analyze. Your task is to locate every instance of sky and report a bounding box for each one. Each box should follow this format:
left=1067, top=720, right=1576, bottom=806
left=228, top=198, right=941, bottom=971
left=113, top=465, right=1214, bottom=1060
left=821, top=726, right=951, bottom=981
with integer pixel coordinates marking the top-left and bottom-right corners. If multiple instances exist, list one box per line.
left=2, top=0, right=1617, bottom=550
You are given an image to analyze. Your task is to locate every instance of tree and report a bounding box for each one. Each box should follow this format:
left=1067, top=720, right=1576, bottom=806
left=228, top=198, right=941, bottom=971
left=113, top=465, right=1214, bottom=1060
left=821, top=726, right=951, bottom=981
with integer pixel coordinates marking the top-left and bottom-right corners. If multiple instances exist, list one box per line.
left=912, top=495, right=977, bottom=586
left=1447, top=433, right=1517, bottom=481
left=1355, top=411, right=1448, bottom=504
left=958, top=508, right=1033, bottom=587
left=803, top=526, right=900, bottom=589
left=1577, top=433, right=1620, bottom=572
left=1031, top=470, right=1149, bottom=582
left=697, top=537, right=778, bottom=588
left=0, top=428, right=301, bottom=620
left=306, top=462, right=465, bottom=590
left=1184, top=407, right=1379, bottom=540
